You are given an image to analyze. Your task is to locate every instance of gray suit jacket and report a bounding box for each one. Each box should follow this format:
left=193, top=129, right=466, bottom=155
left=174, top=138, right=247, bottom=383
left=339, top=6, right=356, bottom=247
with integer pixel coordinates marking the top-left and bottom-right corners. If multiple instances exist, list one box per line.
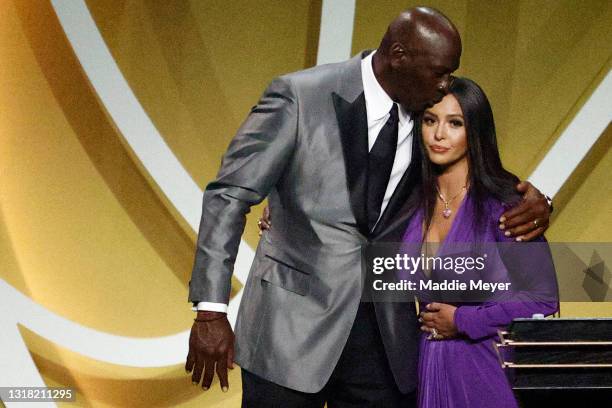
left=189, top=51, right=421, bottom=393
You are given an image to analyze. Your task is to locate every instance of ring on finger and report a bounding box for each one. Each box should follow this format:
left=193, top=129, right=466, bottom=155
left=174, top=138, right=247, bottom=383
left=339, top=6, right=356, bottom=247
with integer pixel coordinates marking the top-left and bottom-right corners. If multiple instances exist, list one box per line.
left=533, top=219, right=539, bottom=227
left=432, top=328, right=444, bottom=340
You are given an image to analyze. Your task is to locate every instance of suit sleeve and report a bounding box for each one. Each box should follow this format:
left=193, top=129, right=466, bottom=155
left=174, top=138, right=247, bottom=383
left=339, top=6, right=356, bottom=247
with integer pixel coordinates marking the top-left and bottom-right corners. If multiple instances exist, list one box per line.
left=188, top=76, right=298, bottom=304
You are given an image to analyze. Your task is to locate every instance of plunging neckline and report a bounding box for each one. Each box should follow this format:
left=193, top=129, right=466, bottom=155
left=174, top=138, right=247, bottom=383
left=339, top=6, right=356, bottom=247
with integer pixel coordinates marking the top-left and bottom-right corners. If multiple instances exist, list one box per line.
left=420, top=192, right=470, bottom=258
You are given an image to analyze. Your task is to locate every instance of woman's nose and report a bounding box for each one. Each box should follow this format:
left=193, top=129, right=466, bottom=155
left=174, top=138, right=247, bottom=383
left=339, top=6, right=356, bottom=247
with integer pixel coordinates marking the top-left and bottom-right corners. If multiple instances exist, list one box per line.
left=434, top=125, right=445, bottom=140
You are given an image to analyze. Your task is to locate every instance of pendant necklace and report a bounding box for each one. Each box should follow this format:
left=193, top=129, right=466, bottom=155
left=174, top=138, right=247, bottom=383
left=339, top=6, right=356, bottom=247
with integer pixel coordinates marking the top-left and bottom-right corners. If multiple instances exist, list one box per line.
left=437, top=185, right=467, bottom=218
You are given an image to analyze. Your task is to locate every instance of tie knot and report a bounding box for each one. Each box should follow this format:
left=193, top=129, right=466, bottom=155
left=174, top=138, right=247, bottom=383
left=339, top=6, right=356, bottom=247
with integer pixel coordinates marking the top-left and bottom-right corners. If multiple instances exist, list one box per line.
left=388, top=103, right=398, bottom=121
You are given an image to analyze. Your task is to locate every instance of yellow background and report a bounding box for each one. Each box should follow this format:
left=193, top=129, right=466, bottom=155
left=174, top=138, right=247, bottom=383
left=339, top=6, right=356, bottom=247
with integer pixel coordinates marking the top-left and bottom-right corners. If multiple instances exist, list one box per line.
left=0, top=0, right=610, bottom=406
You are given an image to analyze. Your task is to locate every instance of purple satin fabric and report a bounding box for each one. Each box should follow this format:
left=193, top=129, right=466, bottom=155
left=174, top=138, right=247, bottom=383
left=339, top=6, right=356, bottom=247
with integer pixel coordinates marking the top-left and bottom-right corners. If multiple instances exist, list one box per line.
left=402, top=194, right=558, bottom=408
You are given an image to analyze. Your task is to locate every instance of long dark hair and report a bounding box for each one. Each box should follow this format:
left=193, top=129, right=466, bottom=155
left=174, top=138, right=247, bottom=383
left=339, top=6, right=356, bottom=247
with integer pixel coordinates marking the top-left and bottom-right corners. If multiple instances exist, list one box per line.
left=415, top=77, right=520, bottom=236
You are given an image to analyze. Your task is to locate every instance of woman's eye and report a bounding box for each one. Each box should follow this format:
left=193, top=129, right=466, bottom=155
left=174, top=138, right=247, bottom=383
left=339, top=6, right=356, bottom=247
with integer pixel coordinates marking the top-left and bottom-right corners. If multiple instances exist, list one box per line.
left=450, top=120, right=463, bottom=127
left=423, top=117, right=435, bottom=125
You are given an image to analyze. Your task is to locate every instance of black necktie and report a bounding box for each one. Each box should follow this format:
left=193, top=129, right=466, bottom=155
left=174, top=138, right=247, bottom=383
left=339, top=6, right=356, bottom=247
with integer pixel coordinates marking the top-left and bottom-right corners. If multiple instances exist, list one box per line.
left=367, top=104, right=399, bottom=231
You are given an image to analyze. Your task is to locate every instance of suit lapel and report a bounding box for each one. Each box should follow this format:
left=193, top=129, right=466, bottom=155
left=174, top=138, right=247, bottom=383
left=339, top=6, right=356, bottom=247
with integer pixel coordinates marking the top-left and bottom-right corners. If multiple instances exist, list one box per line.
left=333, top=92, right=370, bottom=236
left=331, top=50, right=423, bottom=238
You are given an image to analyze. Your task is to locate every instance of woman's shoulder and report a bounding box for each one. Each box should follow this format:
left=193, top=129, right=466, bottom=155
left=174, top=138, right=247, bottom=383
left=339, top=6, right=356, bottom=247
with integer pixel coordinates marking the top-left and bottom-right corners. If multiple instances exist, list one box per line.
left=475, top=193, right=517, bottom=219
left=471, top=193, right=521, bottom=242
left=479, top=194, right=547, bottom=243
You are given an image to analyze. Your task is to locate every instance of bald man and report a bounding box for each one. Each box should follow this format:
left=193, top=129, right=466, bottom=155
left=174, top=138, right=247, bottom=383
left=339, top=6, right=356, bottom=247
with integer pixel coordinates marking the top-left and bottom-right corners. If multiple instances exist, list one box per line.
left=186, top=7, right=551, bottom=407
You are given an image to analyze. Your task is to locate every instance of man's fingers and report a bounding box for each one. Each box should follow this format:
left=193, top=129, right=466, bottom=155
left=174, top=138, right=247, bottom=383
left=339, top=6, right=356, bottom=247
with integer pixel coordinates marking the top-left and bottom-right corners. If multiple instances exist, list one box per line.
left=500, top=180, right=535, bottom=223
left=191, top=356, right=204, bottom=385
left=507, top=214, right=550, bottom=238
left=186, top=316, right=234, bottom=390
left=216, top=359, right=229, bottom=392
left=518, top=226, right=547, bottom=242
left=227, top=346, right=235, bottom=370
left=506, top=219, right=538, bottom=238
left=500, top=201, right=529, bottom=226
left=257, top=217, right=271, bottom=232
left=263, top=205, right=271, bottom=222
left=202, top=359, right=215, bottom=390
left=502, top=180, right=549, bottom=232
left=259, top=206, right=272, bottom=230
left=185, top=350, right=195, bottom=373
left=515, top=181, right=530, bottom=193
left=502, top=208, right=536, bottom=231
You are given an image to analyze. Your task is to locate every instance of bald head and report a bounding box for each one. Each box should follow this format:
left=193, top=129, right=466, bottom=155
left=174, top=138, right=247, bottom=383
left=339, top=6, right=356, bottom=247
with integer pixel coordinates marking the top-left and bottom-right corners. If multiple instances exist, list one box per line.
left=379, top=7, right=461, bottom=58
left=373, top=7, right=462, bottom=111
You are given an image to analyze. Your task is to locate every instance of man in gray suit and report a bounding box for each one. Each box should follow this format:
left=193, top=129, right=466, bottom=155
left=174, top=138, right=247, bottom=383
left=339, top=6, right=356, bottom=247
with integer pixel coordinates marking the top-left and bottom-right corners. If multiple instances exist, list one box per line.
left=185, top=7, right=551, bottom=407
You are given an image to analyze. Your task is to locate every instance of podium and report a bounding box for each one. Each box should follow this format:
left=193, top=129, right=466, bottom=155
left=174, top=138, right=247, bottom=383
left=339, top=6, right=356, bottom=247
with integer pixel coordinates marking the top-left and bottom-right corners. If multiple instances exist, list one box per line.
left=495, top=318, right=612, bottom=406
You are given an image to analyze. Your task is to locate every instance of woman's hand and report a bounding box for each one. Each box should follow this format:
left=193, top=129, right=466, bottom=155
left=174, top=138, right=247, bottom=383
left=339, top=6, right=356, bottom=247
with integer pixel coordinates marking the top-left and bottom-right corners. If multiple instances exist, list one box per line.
left=257, top=205, right=271, bottom=236
left=419, top=302, right=458, bottom=339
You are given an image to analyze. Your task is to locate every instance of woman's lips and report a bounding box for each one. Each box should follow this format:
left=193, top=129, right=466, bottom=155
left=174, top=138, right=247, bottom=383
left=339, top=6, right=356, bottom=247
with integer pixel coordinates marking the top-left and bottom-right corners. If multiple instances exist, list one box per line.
left=429, top=145, right=450, bottom=153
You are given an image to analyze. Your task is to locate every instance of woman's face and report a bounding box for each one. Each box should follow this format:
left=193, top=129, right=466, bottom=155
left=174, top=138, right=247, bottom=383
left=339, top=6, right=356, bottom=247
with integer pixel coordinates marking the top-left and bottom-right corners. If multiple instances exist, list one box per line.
left=422, top=94, right=468, bottom=167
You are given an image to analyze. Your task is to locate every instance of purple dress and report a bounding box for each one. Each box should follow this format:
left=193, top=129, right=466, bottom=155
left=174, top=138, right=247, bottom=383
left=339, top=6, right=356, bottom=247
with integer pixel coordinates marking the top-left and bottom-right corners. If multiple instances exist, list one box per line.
left=401, top=194, right=558, bottom=408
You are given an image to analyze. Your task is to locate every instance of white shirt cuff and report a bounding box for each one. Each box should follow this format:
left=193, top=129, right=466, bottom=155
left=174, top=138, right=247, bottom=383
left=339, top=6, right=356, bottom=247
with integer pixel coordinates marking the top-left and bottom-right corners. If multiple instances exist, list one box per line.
left=192, top=302, right=228, bottom=313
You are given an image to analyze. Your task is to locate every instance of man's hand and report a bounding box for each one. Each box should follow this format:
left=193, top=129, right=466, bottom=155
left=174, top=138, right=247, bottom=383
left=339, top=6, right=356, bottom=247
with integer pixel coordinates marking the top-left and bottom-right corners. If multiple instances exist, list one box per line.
left=499, top=181, right=551, bottom=241
left=419, top=302, right=458, bottom=339
left=185, top=311, right=235, bottom=392
left=257, top=205, right=272, bottom=235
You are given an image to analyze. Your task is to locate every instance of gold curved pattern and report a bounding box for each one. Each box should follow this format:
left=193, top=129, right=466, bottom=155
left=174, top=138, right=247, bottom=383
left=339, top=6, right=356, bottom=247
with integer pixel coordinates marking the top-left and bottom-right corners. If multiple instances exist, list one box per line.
left=85, top=0, right=322, bottom=248
left=8, top=0, right=194, bottom=336
left=20, top=326, right=242, bottom=407
left=2, top=0, right=320, bottom=406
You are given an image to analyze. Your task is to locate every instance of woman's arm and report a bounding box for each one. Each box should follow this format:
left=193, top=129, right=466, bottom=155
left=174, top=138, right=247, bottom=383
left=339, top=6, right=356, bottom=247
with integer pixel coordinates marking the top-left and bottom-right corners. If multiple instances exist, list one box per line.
left=453, top=230, right=559, bottom=341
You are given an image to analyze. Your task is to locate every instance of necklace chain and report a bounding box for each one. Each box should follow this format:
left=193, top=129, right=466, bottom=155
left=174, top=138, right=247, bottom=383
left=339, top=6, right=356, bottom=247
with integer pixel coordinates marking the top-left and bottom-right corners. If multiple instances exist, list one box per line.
left=436, top=185, right=467, bottom=218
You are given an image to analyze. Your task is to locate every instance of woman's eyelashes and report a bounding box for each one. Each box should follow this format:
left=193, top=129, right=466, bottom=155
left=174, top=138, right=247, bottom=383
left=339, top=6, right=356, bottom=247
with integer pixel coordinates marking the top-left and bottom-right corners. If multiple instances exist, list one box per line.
left=422, top=116, right=463, bottom=127
left=423, top=116, right=436, bottom=126
left=449, top=119, right=464, bottom=127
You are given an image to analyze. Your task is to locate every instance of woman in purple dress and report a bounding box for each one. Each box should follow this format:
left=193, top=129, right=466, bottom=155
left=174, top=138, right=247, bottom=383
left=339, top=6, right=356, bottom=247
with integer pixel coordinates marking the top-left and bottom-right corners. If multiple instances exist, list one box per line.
left=404, top=77, right=559, bottom=408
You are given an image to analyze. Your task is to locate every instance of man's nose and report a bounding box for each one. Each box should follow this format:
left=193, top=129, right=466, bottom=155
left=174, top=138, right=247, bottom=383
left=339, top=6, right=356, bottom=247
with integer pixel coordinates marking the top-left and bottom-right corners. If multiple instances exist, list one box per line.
left=438, top=75, right=454, bottom=93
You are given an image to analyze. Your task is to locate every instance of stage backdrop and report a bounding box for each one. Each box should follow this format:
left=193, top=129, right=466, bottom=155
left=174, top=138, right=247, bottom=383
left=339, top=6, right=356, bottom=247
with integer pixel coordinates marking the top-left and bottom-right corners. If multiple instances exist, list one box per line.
left=1, top=0, right=610, bottom=406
